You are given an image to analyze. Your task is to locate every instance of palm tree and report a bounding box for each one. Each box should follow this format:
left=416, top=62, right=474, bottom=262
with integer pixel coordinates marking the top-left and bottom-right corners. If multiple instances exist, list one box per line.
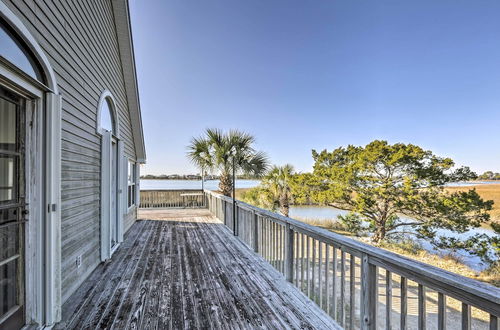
left=187, top=128, right=268, bottom=197
left=260, top=164, right=295, bottom=217
left=186, top=136, right=212, bottom=190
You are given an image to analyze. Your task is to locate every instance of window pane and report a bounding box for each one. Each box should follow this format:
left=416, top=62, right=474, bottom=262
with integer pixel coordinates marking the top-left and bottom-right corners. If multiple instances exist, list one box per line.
left=0, top=156, right=15, bottom=202
left=0, top=97, right=16, bottom=152
left=0, top=258, right=19, bottom=315
left=128, top=162, right=132, bottom=184
left=0, top=221, right=19, bottom=261
left=100, top=99, right=114, bottom=133
left=0, top=21, right=42, bottom=81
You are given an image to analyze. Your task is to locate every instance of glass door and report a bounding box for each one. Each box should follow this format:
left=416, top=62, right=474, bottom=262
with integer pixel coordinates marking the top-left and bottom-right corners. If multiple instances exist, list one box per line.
left=0, top=86, right=26, bottom=330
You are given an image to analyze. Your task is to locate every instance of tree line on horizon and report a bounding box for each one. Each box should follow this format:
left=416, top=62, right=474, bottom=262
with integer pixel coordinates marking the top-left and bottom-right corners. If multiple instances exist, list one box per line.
left=140, top=173, right=260, bottom=180
left=477, top=171, right=500, bottom=180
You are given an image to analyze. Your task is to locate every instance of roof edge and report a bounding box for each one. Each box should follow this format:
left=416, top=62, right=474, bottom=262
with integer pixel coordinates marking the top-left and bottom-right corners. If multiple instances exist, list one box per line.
left=111, top=0, right=146, bottom=163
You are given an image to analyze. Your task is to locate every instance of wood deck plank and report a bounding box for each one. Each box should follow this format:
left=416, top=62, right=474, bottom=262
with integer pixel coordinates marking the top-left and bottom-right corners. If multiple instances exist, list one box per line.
left=57, top=209, right=341, bottom=330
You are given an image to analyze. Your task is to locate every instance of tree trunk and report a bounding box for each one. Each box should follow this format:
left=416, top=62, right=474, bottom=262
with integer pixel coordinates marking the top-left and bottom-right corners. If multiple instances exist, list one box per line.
left=219, top=172, right=233, bottom=197
left=372, top=225, right=386, bottom=243
left=279, top=195, right=290, bottom=217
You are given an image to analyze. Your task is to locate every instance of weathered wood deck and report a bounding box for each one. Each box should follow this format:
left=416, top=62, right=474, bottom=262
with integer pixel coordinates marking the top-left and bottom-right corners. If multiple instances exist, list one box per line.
left=56, top=209, right=340, bottom=329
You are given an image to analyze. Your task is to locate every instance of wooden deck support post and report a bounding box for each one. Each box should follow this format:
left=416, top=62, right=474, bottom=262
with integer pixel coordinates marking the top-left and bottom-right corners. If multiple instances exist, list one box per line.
left=361, top=253, right=377, bottom=330
left=285, top=224, right=294, bottom=283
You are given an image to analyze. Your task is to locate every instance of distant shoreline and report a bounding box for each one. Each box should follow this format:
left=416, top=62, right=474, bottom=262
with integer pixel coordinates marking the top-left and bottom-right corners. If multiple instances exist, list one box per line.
left=140, top=177, right=259, bottom=181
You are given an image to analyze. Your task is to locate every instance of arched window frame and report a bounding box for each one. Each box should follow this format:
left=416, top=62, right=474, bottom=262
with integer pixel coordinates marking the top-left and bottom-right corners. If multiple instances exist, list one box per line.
left=0, top=3, right=57, bottom=93
left=96, top=90, right=120, bottom=138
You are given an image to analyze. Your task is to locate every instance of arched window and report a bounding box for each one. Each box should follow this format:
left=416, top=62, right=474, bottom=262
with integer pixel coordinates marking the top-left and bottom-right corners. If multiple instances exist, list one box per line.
left=100, top=98, right=115, bottom=134
left=0, top=19, right=43, bottom=81
left=97, top=91, right=119, bottom=136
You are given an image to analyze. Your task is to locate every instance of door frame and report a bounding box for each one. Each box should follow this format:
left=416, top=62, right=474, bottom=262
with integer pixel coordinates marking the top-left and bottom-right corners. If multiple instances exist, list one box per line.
left=0, top=65, right=61, bottom=327
left=0, top=1, right=62, bottom=326
left=98, top=91, right=124, bottom=261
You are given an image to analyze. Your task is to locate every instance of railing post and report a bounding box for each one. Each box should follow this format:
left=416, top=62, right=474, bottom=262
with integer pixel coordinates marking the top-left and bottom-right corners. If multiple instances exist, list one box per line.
left=285, top=223, right=294, bottom=283
left=361, top=253, right=377, bottom=330
left=253, top=211, right=259, bottom=253
left=233, top=200, right=238, bottom=236
left=223, top=200, right=227, bottom=225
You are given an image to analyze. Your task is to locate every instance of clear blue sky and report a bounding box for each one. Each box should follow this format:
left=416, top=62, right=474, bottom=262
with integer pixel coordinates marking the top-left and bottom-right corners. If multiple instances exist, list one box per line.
left=130, top=0, right=500, bottom=175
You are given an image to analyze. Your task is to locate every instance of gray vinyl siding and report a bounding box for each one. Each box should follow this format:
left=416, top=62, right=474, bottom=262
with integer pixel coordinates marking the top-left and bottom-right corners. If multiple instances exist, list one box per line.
left=124, top=207, right=137, bottom=234
left=3, top=0, right=139, bottom=303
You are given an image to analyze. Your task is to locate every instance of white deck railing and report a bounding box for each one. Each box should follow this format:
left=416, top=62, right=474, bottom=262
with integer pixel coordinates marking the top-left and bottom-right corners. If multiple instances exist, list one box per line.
left=204, top=190, right=500, bottom=330
left=139, top=189, right=206, bottom=208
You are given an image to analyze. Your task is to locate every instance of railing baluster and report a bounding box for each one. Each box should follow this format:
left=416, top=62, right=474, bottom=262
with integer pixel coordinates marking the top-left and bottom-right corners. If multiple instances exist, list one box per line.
left=418, top=284, right=426, bottom=330
left=340, top=250, right=346, bottom=327
left=332, top=247, right=338, bottom=319
left=275, top=222, right=279, bottom=270
left=312, top=239, right=317, bottom=301
left=271, top=221, right=275, bottom=266
left=461, top=303, right=471, bottom=330
left=307, top=236, right=311, bottom=297
left=350, top=254, right=356, bottom=330
left=285, top=224, right=294, bottom=282
left=281, top=224, right=285, bottom=274
left=253, top=211, right=258, bottom=253
left=325, top=244, right=330, bottom=313
left=295, top=232, right=300, bottom=286
left=401, top=277, right=407, bottom=330
left=319, top=241, right=323, bottom=308
left=301, top=233, right=305, bottom=292
left=386, top=270, right=392, bottom=330
left=438, top=292, right=446, bottom=330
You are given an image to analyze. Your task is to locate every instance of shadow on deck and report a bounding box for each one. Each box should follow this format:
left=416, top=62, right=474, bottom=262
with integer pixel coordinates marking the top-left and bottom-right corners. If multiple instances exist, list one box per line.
left=57, top=209, right=339, bottom=329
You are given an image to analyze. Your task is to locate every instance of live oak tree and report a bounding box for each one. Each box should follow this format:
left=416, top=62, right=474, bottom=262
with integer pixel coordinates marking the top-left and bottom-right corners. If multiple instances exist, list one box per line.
left=187, top=129, right=268, bottom=197
left=299, top=140, right=493, bottom=244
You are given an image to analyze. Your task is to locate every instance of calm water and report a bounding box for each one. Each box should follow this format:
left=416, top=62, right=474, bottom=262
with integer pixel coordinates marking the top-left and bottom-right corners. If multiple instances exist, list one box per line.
left=290, top=205, right=495, bottom=271
left=140, top=179, right=260, bottom=190
left=446, top=181, right=500, bottom=186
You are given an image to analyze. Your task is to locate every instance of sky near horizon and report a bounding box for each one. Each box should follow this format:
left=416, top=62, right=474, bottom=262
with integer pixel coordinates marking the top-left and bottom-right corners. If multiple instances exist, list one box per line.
left=130, top=0, right=500, bottom=175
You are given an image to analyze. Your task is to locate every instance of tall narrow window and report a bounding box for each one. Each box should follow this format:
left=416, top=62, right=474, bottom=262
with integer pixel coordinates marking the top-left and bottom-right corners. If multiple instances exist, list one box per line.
left=128, top=161, right=136, bottom=208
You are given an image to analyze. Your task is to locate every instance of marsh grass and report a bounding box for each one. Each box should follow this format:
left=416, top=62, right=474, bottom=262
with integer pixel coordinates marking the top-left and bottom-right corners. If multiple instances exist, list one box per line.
left=445, top=183, right=500, bottom=225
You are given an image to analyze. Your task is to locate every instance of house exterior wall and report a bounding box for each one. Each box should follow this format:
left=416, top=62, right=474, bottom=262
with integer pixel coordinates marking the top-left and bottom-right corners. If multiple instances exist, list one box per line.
left=2, top=0, right=140, bottom=303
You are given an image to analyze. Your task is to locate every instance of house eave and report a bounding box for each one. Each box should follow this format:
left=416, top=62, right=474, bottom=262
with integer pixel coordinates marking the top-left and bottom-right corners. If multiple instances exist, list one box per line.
left=111, top=0, right=146, bottom=163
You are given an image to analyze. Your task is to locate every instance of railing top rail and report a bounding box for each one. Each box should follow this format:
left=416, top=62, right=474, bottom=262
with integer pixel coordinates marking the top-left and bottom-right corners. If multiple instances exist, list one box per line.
left=140, top=189, right=204, bottom=192
left=204, top=189, right=500, bottom=314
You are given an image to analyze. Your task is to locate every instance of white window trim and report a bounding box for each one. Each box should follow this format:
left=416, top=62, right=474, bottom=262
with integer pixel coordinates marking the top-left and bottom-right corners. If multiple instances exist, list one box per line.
left=96, top=90, right=120, bottom=138
left=127, top=159, right=138, bottom=212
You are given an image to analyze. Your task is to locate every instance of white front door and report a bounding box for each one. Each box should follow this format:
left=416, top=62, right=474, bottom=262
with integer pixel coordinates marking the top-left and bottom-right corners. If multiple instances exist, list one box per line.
left=100, top=132, right=121, bottom=260
left=110, top=138, right=118, bottom=250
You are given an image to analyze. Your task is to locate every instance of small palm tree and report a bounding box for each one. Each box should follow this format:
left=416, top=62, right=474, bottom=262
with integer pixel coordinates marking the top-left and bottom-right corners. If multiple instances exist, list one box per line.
left=261, top=164, right=295, bottom=217
left=187, top=128, right=268, bottom=196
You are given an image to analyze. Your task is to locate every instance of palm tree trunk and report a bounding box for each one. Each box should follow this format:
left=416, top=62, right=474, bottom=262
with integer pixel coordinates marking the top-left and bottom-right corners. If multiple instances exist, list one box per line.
left=279, top=195, right=290, bottom=217
left=219, top=172, right=233, bottom=197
